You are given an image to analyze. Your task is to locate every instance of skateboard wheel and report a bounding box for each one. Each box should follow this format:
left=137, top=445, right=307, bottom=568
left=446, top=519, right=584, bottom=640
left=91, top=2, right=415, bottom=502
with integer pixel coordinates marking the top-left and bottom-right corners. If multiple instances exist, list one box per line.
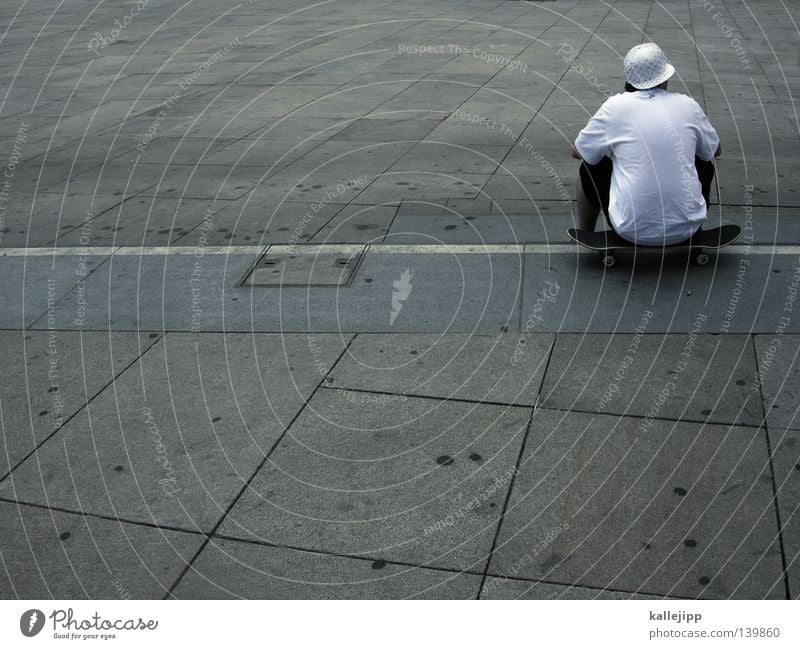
left=694, top=252, right=710, bottom=266
left=601, top=254, right=616, bottom=268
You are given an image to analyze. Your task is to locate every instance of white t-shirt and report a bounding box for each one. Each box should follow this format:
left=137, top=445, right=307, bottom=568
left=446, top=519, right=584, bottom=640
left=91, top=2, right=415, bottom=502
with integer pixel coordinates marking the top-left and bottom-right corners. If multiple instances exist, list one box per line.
left=575, top=89, right=719, bottom=245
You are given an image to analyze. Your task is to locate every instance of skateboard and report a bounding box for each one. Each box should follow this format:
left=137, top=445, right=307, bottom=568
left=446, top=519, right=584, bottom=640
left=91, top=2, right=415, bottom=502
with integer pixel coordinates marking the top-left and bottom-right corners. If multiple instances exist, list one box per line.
left=567, top=224, right=741, bottom=268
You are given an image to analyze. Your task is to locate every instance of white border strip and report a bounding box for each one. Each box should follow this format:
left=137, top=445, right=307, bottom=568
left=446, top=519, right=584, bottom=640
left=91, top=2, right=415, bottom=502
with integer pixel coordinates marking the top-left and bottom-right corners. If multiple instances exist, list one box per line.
left=114, top=245, right=265, bottom=256
left=0, top=246, right=120, bottom=257
left=372, top=244, right=527, bottom=254
left=1, top=244, right=799, bottom=256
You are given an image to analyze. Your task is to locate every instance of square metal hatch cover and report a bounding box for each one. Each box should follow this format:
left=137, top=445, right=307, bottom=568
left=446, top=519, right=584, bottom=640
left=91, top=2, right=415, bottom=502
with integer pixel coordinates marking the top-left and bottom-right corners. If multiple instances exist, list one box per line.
left=241, top=244, right=366, bottom=287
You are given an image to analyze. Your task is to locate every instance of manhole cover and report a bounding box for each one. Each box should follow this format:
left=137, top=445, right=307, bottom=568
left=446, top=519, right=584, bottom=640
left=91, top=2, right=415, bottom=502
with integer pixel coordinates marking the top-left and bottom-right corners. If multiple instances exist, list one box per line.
left=241, top=245, right=366, bottom=287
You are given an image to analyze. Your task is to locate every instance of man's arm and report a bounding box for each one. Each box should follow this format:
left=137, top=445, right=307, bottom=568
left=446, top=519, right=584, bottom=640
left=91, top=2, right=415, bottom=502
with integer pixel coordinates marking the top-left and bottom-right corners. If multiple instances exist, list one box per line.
left=691, top=97, right=720, bottom=161
left=573, top=100, right=612, bottom=164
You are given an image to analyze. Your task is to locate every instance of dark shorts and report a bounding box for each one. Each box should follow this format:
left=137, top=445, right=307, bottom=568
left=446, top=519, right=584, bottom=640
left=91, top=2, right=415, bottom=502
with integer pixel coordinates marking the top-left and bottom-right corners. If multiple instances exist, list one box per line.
left=579, top=156, right=716, bottom=232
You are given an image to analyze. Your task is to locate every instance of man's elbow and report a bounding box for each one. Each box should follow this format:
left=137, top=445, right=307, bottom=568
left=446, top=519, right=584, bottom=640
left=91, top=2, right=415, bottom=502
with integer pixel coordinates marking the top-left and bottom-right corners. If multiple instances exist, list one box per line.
left=714, top=143, right=722, bottom=158
left=570, top=146, right=582, bottom=160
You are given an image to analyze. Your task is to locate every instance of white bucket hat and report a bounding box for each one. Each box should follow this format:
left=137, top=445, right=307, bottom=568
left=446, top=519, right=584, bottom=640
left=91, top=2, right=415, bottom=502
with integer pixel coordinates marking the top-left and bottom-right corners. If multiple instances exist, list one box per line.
left=624, top=43, right=675, bottom=89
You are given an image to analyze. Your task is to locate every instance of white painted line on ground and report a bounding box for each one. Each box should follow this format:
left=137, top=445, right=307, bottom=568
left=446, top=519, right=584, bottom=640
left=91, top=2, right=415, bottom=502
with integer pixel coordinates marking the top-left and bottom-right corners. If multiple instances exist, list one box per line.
left=0, top=247, right=120, bottom=257
left=0, top=246, right=264, bottom=257
left=1, top=244, right=799, bottom=257
left=267, top=244, right=367, bottom=255
left=113, top=245, right=266, bottom=256
left=371, top=244, right=526, bottom=254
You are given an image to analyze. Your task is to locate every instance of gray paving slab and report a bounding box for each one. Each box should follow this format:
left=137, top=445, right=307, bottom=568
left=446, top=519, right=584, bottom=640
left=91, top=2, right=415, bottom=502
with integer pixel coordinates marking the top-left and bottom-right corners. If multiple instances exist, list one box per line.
left=716, top=159, right=800, bottom=207
left=5, top=144, right=144, bottom=196
left=27, top=246, right=521, bottom=333
left=368, top=83, right=476, bottom=115
left=24, top=250, right=258, bottom=332
left=441, top=197, right=495, bottom=216
left=219, top=389, right=531, bottom=571
left=480, top=577, right=668, bottom=600
left=0, top=330, right=159, bottom=480
left=200, top=137, right=322, bottom=169
left=66, top=81, right=206, bottom=103
left=212, top=88, right=345, bottom=121
left=385, top=209, right=571, bottom=244
left=0, top=192, right=125, bottom=248
left=423, top=118, right=527, bottom=147
left=24, top=245, right=799, bottom=335
left=286, top=247, right=522, bottom=333
left=356, top=172, right=490, bottom=203
left=371, top=54, right=457, bottom=75
left=501, top=151, right=577, bottom=188
left=331, top=117, right=442, bottom=143
left=541, top=334, right=762, bottom=427
left=0, top=333, right=350, bottom=531
left=0, top=501, right=203, bottom=599
left=491, top=199, right=573, bottom=221
left=55, top=197, right=227, bottom=247
left=0, top=252, right=110, bottom=329
left=755, top=335, right=800, bottom=432
left=523, top=249, right=800, bottom=333
left=281, top=141, right=416, bottom=182
left=173, top=538, right=481, bottom=599
left=123, top=137, right=237, bottom=166
left=148, top=164, right=271, bottom=201
left=489, top=408, right=785, bottom=599
left=712, top=136, right=799, bottom=164
left=419, top=71, right=500, bottom=87
left=294, top=85, right=407, bottom=119
left=308, top=204, right=397, bottom=244
left=243, top=117, right=353, bottom=142
left=389, top=142, right=508, bottom=174
left=41, top=160, right=177, bottom=198
left=483, top=172, right=574, bottom=202
left=200, top=195, right=345, bottom=246
left=256, top=165, right=377, bottom=206
left=329, top=333, right=553, bottom=406
left=458, top=96, right=540, bottom=126
left=704, top=207, right=800, bottom=244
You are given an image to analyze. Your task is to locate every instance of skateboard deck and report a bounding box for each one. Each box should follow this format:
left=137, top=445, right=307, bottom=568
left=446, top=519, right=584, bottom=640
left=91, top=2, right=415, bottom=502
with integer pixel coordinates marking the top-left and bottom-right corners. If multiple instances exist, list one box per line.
left=567, top=224, right=741, bottom=267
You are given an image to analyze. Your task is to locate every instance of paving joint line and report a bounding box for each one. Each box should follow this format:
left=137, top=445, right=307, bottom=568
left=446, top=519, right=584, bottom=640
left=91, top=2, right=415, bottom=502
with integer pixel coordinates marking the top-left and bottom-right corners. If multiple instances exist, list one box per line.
left=322, top=384, right=535, bottom=409
left=0, top=333, right=165, bottom=485
left=209, top=529, right=683, bottom=599
left=476, top=406, right=537, bottom=599
left=751, top=337, right=792, bottom=599
left=162, top=333, right=358, bottom=599
left=381, top=201, right=403, bottom=243
left=211, top=527, right=681, bottom=598
left=0, top=495, right=207, bottom=537
left=478, top=570, right=681, bottom=600
left=475, top=333, right=560, bottom=597
left=210, top=530, right=488, bottom=580
left=475, top=330, right=559, bottom=598
left=0, top=491, right=678, bottom=599
left=535, top=403, right=765, bottom=431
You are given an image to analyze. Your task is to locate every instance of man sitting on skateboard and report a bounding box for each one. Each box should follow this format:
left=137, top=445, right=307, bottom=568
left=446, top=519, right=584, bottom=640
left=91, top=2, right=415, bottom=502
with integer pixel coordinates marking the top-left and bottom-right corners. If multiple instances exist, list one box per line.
left=571, top=43, right=721, bottom=246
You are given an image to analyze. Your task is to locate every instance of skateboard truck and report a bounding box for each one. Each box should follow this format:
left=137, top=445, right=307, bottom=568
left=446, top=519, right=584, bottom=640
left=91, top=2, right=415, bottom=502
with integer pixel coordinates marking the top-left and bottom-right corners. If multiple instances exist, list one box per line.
left=602, top=249, right=709, bottom=268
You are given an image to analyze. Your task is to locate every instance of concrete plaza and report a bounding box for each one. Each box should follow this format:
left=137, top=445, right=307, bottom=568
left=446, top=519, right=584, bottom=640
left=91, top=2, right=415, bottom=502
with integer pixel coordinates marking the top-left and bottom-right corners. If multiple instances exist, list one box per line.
left=0, top=0, right=798, bottom=599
